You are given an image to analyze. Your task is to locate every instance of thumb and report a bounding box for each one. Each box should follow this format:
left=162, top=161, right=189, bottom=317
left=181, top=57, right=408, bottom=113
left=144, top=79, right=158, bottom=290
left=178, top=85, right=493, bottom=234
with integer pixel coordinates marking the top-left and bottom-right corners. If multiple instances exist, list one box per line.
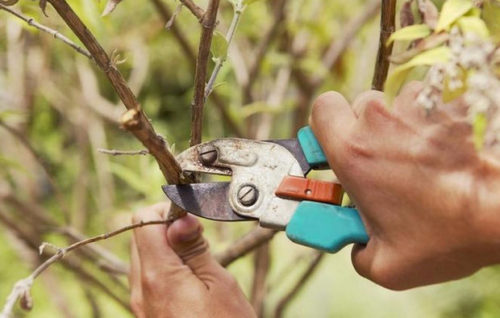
left=167, top=214, right=226, bottom=283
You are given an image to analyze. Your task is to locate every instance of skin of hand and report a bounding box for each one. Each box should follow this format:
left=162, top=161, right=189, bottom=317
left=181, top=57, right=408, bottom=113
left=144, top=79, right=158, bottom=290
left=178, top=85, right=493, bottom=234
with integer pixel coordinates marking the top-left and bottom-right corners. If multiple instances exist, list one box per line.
left=310, top=82, right=500, bottom=290
left=129, top=202, right=256, bottom=318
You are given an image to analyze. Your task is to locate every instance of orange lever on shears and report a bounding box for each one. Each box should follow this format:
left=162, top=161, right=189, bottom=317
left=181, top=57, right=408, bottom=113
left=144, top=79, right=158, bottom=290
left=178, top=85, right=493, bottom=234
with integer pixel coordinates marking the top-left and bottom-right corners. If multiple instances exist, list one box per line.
left=275, top=176, right=343, bottom=205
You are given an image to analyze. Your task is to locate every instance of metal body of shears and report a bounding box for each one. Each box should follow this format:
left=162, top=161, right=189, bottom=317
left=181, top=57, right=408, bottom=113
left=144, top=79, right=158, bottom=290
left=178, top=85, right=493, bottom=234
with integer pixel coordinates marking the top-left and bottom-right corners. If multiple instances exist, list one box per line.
left=163, top=126, right=368, bottom=253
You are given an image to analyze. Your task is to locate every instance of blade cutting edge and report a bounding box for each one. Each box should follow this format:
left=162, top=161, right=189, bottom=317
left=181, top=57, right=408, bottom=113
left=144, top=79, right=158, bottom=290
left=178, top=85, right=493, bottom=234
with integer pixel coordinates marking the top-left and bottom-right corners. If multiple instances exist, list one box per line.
left=162, top=182, right=249, bottom=221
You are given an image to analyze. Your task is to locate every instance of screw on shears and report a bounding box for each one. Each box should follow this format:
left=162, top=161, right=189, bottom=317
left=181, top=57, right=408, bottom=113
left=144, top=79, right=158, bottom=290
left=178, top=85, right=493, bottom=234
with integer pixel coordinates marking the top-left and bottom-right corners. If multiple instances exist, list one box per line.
left=198, top=144, right=218, bottom=166
left=237, top=184, right=259, bottom=206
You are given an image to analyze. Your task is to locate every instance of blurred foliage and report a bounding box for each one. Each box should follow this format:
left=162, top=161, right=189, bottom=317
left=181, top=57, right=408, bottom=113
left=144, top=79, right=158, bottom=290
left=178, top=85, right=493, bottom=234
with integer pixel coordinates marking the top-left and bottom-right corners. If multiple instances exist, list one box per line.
left=0, top=0, right=499, bottom=317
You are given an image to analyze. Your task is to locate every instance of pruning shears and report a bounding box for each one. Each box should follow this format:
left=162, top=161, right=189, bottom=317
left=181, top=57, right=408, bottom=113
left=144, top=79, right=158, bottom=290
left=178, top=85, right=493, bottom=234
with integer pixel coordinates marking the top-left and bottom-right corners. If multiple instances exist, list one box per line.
left=163, top=126, right=368, bottom=253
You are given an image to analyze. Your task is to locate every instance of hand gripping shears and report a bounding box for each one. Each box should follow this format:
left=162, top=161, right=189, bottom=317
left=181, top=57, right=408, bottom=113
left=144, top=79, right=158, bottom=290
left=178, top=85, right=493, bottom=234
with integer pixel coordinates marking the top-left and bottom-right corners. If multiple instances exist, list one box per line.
left=163, top=126, right=368, bottom=253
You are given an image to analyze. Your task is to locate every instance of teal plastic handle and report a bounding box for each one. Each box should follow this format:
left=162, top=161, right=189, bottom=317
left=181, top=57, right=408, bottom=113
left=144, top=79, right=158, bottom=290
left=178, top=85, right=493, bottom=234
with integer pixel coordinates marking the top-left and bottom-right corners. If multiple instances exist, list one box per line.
left=297, top=126, right=328, bottom=168
left=286, top=201, right=368, bottom=253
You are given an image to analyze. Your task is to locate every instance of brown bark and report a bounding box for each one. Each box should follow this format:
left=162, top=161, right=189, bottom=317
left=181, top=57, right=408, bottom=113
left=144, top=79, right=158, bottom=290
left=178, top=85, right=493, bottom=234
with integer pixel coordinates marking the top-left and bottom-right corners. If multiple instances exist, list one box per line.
left=372, top=0, right=397, bottom=90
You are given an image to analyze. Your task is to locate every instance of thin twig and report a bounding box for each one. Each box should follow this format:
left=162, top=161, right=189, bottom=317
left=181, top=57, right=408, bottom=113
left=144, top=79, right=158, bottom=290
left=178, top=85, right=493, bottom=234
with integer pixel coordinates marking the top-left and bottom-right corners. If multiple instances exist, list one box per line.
left=4, top=195, right=130, bottom=276
left=150, top=0, right=196, bottom=63
left=204, top=3, right=243, bottom=99
left=0, top=4, right=92, bottom=59
left=98, top=148, right=149, bottom=156
left=372, top=0, right=397, bottom=90
left=0, top=209, right=131, bottom=316
left=190, top=0, right=221, bottom=146
left=46, top=0, right=186, bottom=186
left=0, top=219, right=169, bottom=317
left=274, top=253, right=325, bottom=318
left=215, top=227, right=277, bottom=267
left=178, top=0, right=204, bottom=21
left=150, top=0, right=244, bottom=137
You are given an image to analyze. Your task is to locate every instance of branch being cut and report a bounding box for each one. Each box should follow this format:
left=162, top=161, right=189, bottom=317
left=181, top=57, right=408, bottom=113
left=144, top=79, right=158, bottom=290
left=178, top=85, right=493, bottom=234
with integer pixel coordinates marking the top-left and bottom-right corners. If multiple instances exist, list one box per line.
left=190, top=0, right=220, bottom=146
left=0, top=219, right=170, bottom=317
left=215, top=227, right=277, bottom=267
left=372, top=0, right=397, bottom=90
left=45, top=0, right=185, bottom=186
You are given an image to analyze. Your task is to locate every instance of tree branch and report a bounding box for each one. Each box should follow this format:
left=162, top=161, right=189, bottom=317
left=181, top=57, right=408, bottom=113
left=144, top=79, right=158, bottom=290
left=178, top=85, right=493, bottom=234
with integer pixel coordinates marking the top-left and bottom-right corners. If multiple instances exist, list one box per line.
left=0, top=219, right=170, bottom=317
left=150, top=0, right=244, bottom=137
left=150, top=0, right=197, bottom=63
left=274, top=253, right=325, bottom=318
left=190, top=0, right=220, bottom=146
left=372, top=0, right=397, bottom=90
left=0, top=4, right=91, bottom=59
left=46, top=0, right=185, bottom=186
left=204, top=3, right=243, bottom=100
left=178, top=0, right=204, bottom=21
left=98, top=148, right=149, bottom=156
left=215, top=227, right=277, bottom=267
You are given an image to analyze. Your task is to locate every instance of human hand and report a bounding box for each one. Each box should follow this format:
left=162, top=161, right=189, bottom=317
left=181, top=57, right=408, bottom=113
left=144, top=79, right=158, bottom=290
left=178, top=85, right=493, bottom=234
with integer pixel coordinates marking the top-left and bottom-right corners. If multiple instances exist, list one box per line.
left=129, top=202, right=256, bottom=318
left=310, top=82, right=500, bottom=290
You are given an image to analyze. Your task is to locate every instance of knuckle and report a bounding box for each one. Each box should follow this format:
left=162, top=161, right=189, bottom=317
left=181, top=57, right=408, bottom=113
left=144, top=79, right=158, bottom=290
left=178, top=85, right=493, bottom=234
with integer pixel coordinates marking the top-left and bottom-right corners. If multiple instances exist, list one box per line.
left=311, top=91, right=342, bottom=119
left=363, top=100, right=390, bottom=122
left=343, top=133, right=372, bottom=161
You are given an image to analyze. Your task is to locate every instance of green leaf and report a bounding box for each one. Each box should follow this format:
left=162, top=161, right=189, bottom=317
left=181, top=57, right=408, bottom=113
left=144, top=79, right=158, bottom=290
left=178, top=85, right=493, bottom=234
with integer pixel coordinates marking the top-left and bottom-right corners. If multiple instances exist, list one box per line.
left=473, top=112, right=487, bottom=149
left=456, top=16, right=490, bottom=38
left=387, top=24, right=432, bottom=46
left=435, top=0, right=473, bottom=32
left=482, top=0, right=500, bottom=41
left=243, top=0, right=263, bottom=5
left=385, top=46, right=452, bottom=101
left=210, top=31, right=228, bottom=62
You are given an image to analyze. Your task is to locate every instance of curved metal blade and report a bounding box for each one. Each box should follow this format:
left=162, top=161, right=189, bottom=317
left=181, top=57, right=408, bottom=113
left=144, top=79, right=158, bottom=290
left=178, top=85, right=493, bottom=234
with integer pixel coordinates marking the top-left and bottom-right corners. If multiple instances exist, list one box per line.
left=162, top=182, right=248, bottom=221
left=267, top=139, right=311, bottom=175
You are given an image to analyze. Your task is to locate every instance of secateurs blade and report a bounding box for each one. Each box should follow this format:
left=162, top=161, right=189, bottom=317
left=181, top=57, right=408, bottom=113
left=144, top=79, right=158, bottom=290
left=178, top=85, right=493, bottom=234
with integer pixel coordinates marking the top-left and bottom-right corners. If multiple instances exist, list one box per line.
left=163, top=126, right=368, bottom=253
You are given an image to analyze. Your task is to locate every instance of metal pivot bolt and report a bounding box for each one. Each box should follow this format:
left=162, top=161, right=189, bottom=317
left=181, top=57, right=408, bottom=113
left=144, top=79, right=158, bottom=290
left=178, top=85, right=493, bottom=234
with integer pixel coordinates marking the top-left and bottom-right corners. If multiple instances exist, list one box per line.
left=198, top=144, right=218, bottom=166
left=238, top=184, right=259, bottom=206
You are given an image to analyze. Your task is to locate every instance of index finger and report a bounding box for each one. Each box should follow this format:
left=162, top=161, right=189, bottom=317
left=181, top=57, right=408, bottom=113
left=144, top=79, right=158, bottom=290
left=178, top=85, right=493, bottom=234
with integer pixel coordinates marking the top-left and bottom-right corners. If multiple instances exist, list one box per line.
left=310, top=91, right=356, bottom=167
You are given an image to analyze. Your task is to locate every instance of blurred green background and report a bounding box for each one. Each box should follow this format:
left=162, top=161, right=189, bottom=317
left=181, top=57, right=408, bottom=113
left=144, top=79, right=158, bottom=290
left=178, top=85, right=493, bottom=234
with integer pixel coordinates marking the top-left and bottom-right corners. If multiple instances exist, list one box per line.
left=0, top=0, right=499, bottom=317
